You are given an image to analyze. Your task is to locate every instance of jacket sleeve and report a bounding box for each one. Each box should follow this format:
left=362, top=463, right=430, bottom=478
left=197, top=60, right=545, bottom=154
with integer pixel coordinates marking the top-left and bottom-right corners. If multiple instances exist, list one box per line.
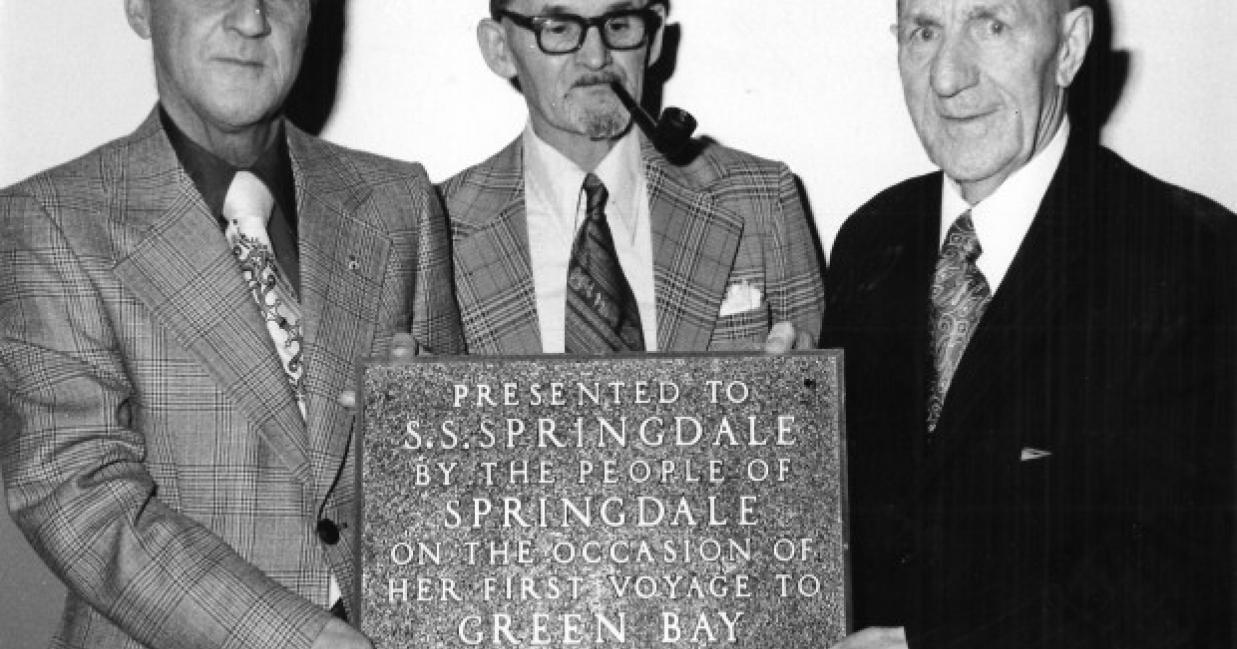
left=765, top=163, right=825, bottom=343
left=0, top=188, right=332, bottom=649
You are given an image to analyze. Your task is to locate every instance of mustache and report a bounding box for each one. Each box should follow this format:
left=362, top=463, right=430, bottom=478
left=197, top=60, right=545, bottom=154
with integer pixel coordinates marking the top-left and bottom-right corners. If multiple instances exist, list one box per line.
left=572, top=72, right=624, bottom=89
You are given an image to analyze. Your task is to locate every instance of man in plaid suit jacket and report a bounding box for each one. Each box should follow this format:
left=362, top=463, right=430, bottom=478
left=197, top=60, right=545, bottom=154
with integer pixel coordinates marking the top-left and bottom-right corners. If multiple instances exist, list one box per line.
left=0, top=2, right=461, bottom=648
left=443, top=0, right=824, bottom=354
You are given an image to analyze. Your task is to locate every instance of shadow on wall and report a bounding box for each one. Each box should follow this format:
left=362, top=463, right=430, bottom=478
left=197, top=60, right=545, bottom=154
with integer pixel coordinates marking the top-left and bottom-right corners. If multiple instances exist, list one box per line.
left=1069, top=0, right=1129, bottom=146
left=287, top=0, right=348, bottom=136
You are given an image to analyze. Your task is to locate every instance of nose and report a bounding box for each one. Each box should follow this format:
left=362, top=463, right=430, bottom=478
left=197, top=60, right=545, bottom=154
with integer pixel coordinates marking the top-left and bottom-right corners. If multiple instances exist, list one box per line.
left=575, top=24, right=612, bottom=69
left=226, top=0, right=271, bottom=38
left=929, top=32, right=978, bottom=98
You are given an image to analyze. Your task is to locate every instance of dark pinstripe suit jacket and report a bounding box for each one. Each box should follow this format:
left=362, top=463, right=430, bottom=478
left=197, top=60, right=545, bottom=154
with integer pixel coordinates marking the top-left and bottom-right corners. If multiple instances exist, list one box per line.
left=823, top=140, right=1237, bottom=648
left=440, top=135, right=825, bottom=354
left=0, top=109, right=463, bottom=649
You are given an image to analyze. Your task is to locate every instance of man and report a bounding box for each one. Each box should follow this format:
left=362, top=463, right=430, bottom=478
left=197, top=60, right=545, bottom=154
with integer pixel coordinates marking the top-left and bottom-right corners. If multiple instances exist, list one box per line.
left=442, top=0, right=824, bottom=355
left=825, top=0, right=1236, bottom=647
left=0, top=1, right=461, bottom=648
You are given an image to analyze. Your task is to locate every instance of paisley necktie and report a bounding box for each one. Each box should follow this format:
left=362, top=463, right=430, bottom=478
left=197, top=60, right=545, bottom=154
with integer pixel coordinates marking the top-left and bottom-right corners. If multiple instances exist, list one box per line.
left=927, top=210, right=991, bottom=432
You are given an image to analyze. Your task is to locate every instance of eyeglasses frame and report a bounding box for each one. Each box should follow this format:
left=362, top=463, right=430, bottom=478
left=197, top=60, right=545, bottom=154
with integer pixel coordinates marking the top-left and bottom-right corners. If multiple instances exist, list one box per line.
left=493, top=5, right=665, bottom=55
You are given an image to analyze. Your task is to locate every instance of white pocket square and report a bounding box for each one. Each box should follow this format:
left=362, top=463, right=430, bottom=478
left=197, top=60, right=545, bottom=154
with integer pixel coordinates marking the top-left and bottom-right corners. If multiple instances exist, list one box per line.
left=1020, top=447, right=1052, bottom=462
left=719, top=281, right=765, bottom=317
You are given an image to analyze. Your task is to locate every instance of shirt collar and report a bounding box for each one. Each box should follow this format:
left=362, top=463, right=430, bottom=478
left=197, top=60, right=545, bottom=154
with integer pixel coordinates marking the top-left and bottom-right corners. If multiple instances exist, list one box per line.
left=940, top=119, right=1070, bottom=292
left=521, top=123, right=643, bottom=243
left=159, top=106, right=296, bottom=225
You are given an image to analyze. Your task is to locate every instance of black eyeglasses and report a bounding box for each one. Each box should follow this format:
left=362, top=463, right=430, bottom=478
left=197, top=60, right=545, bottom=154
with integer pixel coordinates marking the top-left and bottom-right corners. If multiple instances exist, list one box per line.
left=495, top=7, right=663, bottom=55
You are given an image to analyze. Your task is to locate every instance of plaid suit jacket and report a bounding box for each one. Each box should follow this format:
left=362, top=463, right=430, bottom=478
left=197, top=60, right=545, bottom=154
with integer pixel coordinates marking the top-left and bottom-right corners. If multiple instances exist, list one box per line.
left=441, top=135, right=824, bottom=354
left=0, top=109, right=463, bottom=649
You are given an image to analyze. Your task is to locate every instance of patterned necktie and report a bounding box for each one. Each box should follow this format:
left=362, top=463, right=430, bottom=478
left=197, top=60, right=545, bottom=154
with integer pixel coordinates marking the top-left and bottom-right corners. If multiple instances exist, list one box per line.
left=224, top=171, right=306, bottom=414
left=927, top=210, right=991, bottom=432
left=564, top=173, right=646, bottom=353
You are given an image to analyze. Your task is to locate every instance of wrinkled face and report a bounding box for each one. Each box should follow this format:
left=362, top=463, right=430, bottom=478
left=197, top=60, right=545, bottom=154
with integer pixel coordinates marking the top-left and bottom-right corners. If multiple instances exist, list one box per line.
left=493, top=0, right=664, bottom=147
left=126, top=0, right=311, bottom=138
left=896, top=0, right=1078, bottom=200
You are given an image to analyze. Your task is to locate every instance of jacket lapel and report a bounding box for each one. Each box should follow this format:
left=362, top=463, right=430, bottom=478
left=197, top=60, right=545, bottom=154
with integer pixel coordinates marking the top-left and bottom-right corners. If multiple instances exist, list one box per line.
left=643, top=140, right=745, bottom=351
left=885, top=181, right=942, bottom=466
left=926, top=141, right=1095, bottom=472
left=112, top=110, right=313, bottom=485
left=451, top=139, right=543, bottom=355
left=287, top=127, right=391, bottom=495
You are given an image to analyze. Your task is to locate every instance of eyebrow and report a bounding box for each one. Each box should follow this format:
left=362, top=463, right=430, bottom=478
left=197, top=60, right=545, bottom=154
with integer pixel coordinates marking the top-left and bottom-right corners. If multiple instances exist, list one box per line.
left=898, top=1, right=1017, bottom=29
left=964, top=3, right=1017, bottom=21
left=897, top=12, right=942, bottom=30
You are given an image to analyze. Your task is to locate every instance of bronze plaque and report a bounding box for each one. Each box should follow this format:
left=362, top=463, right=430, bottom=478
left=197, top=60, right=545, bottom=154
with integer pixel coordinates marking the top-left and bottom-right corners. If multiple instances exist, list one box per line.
left=360, top=352, right=848, bottom=647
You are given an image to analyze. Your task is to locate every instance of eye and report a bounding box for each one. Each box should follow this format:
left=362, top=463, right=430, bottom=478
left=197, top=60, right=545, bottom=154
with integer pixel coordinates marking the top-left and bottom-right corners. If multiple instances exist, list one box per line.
left=984, top=18, right=1008, bottom=37
left=908, top=25, right=939, bottom=43
left=541, top=19, right=573, bottom=36
left=606, top=16, right=634, bottom=34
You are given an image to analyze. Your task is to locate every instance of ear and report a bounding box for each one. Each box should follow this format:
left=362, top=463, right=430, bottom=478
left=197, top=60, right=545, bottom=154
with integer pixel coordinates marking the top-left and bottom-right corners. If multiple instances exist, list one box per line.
left=477, top=18, right=519, bottom=80
left=647, top=3, right=668, bottom=67
left=1056, top=6, right=1093, bottom=87
left=124, top=0, right=153, bottom=39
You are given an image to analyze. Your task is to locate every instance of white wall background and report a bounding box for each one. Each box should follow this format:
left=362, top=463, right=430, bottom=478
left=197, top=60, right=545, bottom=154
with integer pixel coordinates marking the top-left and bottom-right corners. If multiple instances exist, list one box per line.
left=2, top=1, right=1235, bottom=645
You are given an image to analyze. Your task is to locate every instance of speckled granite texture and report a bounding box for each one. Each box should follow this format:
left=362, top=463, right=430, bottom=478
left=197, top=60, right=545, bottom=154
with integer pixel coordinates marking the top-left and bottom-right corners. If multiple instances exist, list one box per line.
left=361, top=351, right=847, bottom=647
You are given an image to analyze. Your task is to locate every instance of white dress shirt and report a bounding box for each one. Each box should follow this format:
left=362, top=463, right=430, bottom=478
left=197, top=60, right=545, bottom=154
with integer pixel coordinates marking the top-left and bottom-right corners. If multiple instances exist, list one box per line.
left=523, top=124, right=659, bottom=352
left=940, top=120, right=1071, bottom=295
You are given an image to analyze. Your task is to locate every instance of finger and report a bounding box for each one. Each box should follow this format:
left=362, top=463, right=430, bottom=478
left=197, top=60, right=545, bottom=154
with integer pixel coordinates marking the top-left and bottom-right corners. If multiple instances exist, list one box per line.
left=337, top=390, right=358, bottom=410
left=764, top=322, right=796, bottom=354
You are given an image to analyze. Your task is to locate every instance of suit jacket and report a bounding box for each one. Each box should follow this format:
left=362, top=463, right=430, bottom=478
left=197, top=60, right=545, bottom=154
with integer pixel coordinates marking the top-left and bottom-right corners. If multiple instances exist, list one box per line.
left=823, top=140, right=1237, bottom=648
left=0, top=109, right=463, bottom=649
left=440, top=135, right=824, bottom=353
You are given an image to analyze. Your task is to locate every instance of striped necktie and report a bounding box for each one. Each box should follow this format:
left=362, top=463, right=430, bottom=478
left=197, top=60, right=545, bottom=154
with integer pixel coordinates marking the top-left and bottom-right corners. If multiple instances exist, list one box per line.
left=564, top=173, right=646, bottom=353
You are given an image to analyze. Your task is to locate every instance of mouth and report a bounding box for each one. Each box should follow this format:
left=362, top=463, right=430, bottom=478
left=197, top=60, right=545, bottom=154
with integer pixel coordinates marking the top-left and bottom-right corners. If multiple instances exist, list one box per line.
left=938, top=108, right=996, bottom=124
left=214, top=56, right=265, bottom=69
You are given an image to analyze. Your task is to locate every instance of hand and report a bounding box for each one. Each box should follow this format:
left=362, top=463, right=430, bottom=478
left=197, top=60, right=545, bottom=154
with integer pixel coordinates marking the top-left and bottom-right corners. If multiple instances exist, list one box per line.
left=830, top=627, right=907, bottom=649
left=310, top=618, right=373, bottom=649
left=338, top=333, right=421, bottom=410
left=764, top=321, right=815, bottom=353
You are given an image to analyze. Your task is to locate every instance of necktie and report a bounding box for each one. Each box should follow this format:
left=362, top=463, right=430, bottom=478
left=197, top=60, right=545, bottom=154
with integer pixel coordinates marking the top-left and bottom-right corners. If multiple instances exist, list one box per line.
left=564, top=173, right=646, bottom=353
left=224, top=170, right=306, bottom=414
left=927, top=210, right=991, bottom=432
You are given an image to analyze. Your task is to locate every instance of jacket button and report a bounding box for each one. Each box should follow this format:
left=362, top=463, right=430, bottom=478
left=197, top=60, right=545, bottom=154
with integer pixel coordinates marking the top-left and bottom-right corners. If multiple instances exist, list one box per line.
left=317, top=519, right=341, bottom=545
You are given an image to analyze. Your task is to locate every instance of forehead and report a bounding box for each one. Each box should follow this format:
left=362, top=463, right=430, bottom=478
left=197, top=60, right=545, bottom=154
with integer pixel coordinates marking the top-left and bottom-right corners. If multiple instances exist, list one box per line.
left=511, top=0, right=648, bottom=14
left=153, top=0, right=312, bottom=19
left=897, top=0, right=1057, bottom=20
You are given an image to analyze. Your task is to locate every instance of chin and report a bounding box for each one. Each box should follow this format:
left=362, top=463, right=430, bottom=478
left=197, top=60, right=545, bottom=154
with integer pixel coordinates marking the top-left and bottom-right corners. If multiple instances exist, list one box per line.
left=207, top=96, right=280, bottom=129
left=572, top=105, right=629, bottom=141
left=929, top=138, right=1002, bottom=179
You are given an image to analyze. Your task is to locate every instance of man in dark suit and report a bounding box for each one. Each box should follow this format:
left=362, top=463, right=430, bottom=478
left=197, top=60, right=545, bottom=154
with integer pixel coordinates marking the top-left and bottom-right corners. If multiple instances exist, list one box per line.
left=825, top=0, right=1236, bottom=647
left=442, top=0, right=824, bottom=355
left=0, top=2, right=461, bottom=648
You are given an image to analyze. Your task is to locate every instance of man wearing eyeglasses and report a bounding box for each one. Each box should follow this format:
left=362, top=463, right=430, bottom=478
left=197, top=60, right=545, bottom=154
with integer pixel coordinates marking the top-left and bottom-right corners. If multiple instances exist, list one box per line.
left=441, top=0, right=824, bottom=355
